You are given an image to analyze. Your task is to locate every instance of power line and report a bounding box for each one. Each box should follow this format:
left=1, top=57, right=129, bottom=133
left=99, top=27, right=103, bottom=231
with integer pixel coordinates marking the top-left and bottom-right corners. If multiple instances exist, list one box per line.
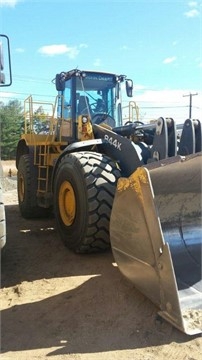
left=183, top=92, right=198, bottom=118
left=0, top=91, right=55, bottom=99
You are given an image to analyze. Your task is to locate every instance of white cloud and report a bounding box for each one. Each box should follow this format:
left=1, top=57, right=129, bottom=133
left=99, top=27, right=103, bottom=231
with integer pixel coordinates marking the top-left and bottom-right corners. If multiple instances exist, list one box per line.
left=163, top=56, right=176, bottom=64
left=188, top=1, right=198, bottom=7
left=120, top=45, right=132, bottom=51
left=15, top=47, right=25, bottom=53
left=133, top=84, right=147, bottom=91
left=121, top=45, right=128, bottom=50
left=123, top=89, right=202, bottom=123
left=38, top=44, right=79, bottom=59
left=0, top=91, right=14, bottom=99
left=184, top=8, right=200, bottom=17
left=184, top=1, right=200, bottom=17
left=93, top=58, right=101, bottom=67
left=0, top=0, right=20, bottom=7
left=134, top=89, right=184, bottom=105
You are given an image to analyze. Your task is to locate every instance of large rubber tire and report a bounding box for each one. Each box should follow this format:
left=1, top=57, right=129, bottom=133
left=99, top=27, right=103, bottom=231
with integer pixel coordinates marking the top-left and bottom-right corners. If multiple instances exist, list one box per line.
left=17, top=154, right=51, bottom=219
left=54, top=151, right=121, bottom=253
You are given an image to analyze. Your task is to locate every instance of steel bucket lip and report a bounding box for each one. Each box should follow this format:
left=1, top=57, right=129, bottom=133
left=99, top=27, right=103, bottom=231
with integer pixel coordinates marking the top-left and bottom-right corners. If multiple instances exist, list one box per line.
left=110, top=152, right=202, bottom=334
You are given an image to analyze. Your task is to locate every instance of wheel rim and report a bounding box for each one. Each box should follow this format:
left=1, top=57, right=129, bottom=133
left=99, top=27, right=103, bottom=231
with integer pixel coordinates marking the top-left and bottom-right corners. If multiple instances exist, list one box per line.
left=59, top=181, right=76, bottom=226
left=18, top=173, right=25, bottom=203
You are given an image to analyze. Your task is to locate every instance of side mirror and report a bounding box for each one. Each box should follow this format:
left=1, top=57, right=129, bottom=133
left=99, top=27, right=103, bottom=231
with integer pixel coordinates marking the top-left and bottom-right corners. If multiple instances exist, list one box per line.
left=0, top=72, right=5, bottom=84
left=126, top=79, right=133, bottom=97
left=55, top=73, right=66, bottom=91
left=0, top=34, right=12, bottom=87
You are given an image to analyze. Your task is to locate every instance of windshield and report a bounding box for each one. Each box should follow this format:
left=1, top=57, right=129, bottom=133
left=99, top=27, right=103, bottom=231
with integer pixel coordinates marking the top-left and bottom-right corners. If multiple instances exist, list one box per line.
left=76, top=72, right=116, bottom=119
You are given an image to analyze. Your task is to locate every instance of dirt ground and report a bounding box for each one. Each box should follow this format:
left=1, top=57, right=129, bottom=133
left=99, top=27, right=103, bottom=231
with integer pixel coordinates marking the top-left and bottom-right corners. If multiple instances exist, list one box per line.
left=0, top=161, right=201, bottom=360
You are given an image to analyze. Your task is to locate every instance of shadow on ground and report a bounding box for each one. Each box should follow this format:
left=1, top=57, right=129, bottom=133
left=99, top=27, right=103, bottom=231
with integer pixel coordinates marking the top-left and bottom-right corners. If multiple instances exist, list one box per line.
left=1, top=204, right=197, bottom=356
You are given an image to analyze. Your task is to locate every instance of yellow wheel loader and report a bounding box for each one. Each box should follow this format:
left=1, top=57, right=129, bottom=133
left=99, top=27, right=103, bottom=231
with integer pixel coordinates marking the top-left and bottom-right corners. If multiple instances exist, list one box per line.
left=16, top=69, right=202, bottom=334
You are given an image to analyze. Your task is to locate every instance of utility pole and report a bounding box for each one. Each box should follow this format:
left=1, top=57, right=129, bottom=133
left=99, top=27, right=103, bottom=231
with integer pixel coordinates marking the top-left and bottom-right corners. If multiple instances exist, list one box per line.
left=183, top=92, right=198, bottom=119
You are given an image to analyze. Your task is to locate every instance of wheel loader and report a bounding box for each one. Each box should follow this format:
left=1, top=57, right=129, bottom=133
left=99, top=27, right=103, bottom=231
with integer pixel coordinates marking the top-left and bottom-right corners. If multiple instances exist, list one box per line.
left=16, top=69, right=202, bottom=335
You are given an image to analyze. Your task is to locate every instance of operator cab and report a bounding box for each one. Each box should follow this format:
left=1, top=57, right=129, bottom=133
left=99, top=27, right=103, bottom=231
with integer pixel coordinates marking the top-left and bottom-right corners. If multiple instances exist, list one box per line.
left=55, top=69, right=133, bottom=140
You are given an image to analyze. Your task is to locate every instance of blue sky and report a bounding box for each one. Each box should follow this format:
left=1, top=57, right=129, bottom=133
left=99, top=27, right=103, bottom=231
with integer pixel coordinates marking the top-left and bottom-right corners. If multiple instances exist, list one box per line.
left=0, top=0, right=201, bottom=122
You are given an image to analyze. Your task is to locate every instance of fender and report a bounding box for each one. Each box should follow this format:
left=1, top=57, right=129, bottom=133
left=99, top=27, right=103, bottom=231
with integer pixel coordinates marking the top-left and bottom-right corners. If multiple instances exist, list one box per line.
left=51, top=126, right=150, bottom=192
left=16, top=139, right=34, bottom=169
left=51, top=138, right=106, bottom=192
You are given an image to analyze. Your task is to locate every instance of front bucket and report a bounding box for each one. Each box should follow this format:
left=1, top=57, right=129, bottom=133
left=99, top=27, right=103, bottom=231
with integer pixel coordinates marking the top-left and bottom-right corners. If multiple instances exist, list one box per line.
left=110, top=153, right=202, bottom=334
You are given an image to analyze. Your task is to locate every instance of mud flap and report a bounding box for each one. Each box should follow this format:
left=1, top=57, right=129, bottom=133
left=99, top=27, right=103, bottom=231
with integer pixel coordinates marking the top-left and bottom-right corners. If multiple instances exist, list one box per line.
left=110, top=153, right=202, bottom=334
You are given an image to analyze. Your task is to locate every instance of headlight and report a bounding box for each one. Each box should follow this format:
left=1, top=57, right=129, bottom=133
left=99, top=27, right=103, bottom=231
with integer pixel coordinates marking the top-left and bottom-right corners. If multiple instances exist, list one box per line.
left=82, top=116, right=88, bottom=124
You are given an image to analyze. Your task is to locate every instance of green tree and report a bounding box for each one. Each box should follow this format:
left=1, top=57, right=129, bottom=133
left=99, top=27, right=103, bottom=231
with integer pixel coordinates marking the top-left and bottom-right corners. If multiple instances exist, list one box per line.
left=33, top=105, right=49, bottom=133
left=0, top=100, right=24, bottom=160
